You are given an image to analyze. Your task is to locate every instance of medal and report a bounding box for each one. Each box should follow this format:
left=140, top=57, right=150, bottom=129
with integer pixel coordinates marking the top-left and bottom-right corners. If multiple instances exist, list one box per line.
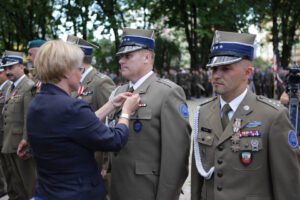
left=231, top=135, right=240, bottom=144
left=78, top=86, right=84, bottom=99
left=133, top=120, right=142, bottom=132
left=233, top=118, right=242, bottom=133
left=36, top=81, right=41, bottom=89
left=231, top=144, right=240, bottom=152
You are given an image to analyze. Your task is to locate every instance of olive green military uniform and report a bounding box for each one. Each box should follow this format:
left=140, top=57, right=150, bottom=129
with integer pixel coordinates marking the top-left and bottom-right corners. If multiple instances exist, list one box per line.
left=109, top=73, right=191, bottom=200
left=71, top=68, right=115, bottom=198
left=191, top=91, right=300, bottom=200
left=1, top=76, right=37, bottom=200
left=253, top=71, right=262, bottom=95
left=0, top=80, right=10, bottom=196
left=264, top=71, right=274, bottom=98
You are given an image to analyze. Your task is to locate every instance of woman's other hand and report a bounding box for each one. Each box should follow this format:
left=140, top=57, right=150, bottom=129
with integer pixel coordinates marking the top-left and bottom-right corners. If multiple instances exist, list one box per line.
left=111, top=92, right=133, bottom=108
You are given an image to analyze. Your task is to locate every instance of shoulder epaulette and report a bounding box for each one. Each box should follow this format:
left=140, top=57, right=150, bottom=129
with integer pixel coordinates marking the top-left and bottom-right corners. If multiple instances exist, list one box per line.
left=256, top=95, right=283, bottom=110
left=95, top=72, right=107, bottom=79
left=156, top=78, right=176, bottom=88
left=200, top=96, right=218, bottom=106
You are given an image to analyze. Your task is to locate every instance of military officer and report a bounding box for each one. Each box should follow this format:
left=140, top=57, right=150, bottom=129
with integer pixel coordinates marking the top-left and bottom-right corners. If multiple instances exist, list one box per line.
left=1, top=51, right=36, bottom=200
left=109, top=28, right=191, bottom=200
left=27, top=39, right=46, bottom=96
left=67, top=35, right=116, bottom=199
left=0, top=65, right=9, bottom=197
left=191, top=30, right=300, bottom=200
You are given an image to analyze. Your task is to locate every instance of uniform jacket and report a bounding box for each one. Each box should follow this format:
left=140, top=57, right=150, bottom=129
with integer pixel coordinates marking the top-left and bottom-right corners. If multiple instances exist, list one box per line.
left=27, top=83, right=128, bottom=200
left=191, top=91, right=300, bottom=200
left=2, top=76, right=34, bottom=153
left=0, top=80, right=11, bottom=147
left=109, top=73, right=191, bottom=200
left=71, top=68, right=115, bottom=111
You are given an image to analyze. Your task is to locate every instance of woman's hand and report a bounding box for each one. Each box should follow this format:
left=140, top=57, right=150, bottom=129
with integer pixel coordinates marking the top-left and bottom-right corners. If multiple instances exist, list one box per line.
left=111, top=92, right=133, bottom=108
left=122, top=94, right=140, bottom=114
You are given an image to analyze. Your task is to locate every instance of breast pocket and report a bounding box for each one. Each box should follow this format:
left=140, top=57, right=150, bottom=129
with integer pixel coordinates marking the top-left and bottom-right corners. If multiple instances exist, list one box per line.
left=12, top=95, right=23, bottom=113
left=130, top=107, right=152, bottom=120
left=234, top=137, right=263, bottom=171
left=196, top=132, right=215, bottom=167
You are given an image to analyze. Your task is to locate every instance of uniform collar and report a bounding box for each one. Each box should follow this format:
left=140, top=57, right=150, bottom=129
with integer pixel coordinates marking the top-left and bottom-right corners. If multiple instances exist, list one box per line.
left=220, top=88, right=248, bottom=120
left=80, top=66, right=93, bottom=83
left=13, top=74, right=26, bottom=88
left=129, top=70, right=153, bottom=90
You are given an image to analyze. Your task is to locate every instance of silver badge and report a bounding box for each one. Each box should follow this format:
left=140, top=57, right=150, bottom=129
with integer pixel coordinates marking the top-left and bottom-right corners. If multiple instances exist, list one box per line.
left=251, top=139, right=259, bottom=151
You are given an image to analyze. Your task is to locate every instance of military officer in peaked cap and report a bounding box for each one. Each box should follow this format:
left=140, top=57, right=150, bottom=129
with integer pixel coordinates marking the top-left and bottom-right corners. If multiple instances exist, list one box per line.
left=67, top=35, right=116, bottom=199
left=1, top=51, right=36, bottom=200
left=27, top=39, right=46, bottom=96
left=191, top=30, right=300, bottom=200
left=0, top=64, right=9, bottom=197
left=108, top=28, right=191, bottom=200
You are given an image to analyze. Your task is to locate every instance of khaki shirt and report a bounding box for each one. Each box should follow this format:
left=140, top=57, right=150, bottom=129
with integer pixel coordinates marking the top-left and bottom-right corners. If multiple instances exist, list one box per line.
left=191, top=91, right=300, bottom=200
left=2, top=76, right=34, bottom=153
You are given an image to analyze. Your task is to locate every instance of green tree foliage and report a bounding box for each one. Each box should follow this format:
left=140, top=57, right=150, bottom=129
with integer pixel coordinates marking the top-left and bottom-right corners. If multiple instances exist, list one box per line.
left=252, top=0, right=300, bottom=68
left=0, top=0, right=59, bottom=53
left=154, top=35, right=181, bottom=73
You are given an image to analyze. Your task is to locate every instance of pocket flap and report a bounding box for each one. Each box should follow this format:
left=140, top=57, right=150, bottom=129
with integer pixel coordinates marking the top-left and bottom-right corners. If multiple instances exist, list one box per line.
left=135, top=160, right=160, bottom=175
left=197, top=132, right=214, bottom=146
left=130, top=108, right=152, bottom=120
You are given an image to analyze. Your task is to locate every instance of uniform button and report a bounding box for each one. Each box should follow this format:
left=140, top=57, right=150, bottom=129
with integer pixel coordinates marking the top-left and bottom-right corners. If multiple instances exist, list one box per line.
left=217, top=185, right=222, bottom=191
left=218, top=145, right=224, bottom=151
left=217, top=159, right=223, bottom=164
left=114, top=153, right=118, bottom=156
left=217, top=171, right=223, bottom=177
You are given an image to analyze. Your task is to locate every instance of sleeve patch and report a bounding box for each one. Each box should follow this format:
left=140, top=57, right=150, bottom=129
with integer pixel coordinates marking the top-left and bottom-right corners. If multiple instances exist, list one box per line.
left=180, top=104, right=189, bottom=118
left=288, top=130, right=298, bottom=148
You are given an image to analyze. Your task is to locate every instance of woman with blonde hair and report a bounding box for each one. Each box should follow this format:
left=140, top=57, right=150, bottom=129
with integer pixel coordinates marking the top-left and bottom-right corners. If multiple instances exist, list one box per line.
left=26, top=40, right=140, bottom=200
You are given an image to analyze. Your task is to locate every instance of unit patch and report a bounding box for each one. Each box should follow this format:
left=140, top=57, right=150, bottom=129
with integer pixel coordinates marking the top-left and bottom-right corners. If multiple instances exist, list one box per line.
left=180, top=104, right=189, bottom=118
left=288, top=130, right=298, bottom=148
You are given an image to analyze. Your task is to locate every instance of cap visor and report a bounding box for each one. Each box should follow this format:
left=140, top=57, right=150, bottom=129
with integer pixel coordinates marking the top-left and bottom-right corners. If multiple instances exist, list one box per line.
left=116, top=46, right=143, bottom=55
left=207, top=56, right=242, bottom=67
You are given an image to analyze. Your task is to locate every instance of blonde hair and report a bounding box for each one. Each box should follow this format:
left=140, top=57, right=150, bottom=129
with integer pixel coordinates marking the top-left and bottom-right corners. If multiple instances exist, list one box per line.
left=34, top=40, right=84, bottom=84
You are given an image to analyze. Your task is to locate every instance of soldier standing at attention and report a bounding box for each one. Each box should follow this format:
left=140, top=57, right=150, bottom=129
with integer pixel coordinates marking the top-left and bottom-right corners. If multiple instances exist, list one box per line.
left=1, top=51, right=36, bottom=200
left=67, top=35, right=116, bottom=199
left=263, top=66, right=274, bottom=98
left=253, top=67, right=262, bottom=95
left=191, top=30, right=300, bottom=200
left=0, top=65, right=9, bottom=197
left=109, top=28, right=191, bottom=200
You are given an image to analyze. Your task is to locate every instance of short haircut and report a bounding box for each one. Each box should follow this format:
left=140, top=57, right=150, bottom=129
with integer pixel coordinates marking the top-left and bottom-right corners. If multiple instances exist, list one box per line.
left=83, top=55, right=92, bottom=65
left=35, top=40, right=84, bottom=84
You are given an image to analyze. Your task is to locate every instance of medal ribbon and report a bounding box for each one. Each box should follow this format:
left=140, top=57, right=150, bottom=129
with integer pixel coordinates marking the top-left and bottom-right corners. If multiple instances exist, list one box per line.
left=78, top=86, right=84, bottom=96
left=233, top=118, right=242, bottom=133
left=36, top=81, right=41, bottom=89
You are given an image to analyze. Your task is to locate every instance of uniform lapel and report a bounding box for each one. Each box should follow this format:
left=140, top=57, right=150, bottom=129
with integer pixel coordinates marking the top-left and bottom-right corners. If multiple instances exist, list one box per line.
left=207, top=97, right=223, bottom=140
left=217, top=91, right=255, bottom=145
left=81, top=69, right=94, bottom=92
left=134, top=73, right=157, bottom=95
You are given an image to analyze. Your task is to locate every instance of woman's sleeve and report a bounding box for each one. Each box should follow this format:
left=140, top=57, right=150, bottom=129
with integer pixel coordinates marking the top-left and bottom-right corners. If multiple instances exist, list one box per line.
left=67, top=100, right=128, bottom=152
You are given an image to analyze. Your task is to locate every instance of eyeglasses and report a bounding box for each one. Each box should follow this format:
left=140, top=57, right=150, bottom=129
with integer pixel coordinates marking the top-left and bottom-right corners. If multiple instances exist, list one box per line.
left=77, top=66, right=85, bottom=74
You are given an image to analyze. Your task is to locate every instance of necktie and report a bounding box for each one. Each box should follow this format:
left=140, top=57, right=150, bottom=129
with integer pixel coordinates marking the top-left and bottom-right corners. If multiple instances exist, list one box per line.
left=128, top=86, right=134, bottom=93
left=10, top=84, right=15, bottom=92
left=221, top=104, right=232, bottom=130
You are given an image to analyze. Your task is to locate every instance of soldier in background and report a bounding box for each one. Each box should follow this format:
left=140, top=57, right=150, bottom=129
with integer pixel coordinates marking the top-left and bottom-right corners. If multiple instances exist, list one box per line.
left=67, top=35, right=116, bottom=200
left=191, top=68, right=201, bottom=98
left=264, top=67, right=274, bottom=98
left=253, top=67, right=262, bottom=95
left=168, top=67, right=177, bottom=83
left=0, top=65, right=9, bottom=197
left=200, top=68, right=210, bottom=97
left=1, top=51, right=36, bottom=200
left=183, top=68, right=192, bottom=100
left=27, top=39, right=46, bottom=96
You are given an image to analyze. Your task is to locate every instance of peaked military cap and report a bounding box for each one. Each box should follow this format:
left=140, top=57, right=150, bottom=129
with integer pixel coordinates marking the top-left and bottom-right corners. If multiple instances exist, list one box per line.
left=67, top=35, right=98, bottom=56
left=27, top=39, right=46, bottom=50
left=1, top=50, right=24, bottom=67
left=117, top=28, right=155, bottom=55
left=207, top=30, right=256, bottom=67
